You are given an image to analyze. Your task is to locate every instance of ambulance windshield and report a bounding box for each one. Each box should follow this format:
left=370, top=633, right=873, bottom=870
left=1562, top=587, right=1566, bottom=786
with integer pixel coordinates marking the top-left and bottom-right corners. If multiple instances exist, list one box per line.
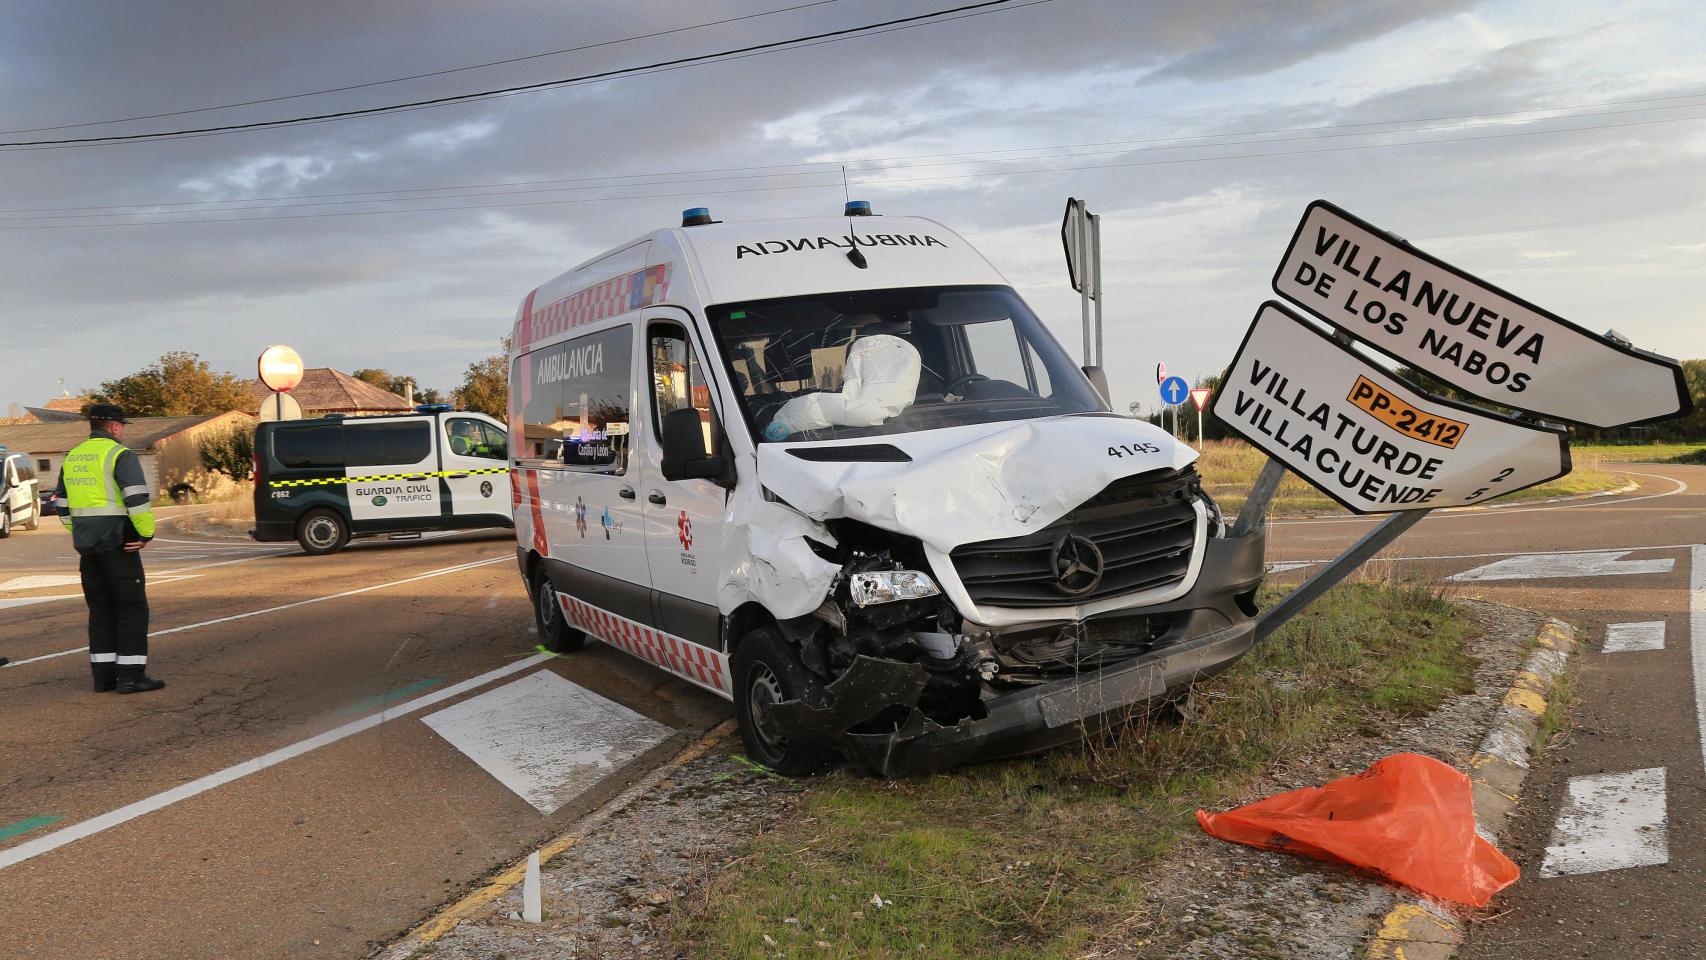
left=708, top=285, right=1105, bottom=442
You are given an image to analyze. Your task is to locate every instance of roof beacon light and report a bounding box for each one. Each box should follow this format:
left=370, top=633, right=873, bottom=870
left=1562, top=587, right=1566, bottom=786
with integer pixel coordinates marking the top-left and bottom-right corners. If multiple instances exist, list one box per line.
left=414, top=403, right=452, bottom=414
left=681, top=207, right=714, bottom=227
left=844, top=200, right=874, bottom=217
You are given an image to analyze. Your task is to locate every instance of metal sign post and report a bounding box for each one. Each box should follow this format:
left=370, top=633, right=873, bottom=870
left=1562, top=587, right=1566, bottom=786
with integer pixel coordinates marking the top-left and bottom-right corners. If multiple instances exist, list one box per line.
left=1061, top=197, right=1103, bottom=367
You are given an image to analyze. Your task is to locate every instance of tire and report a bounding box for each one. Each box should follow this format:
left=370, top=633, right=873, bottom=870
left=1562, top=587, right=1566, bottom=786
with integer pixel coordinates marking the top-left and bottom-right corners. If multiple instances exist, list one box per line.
left=169, top=484, right=195, bottom=505
left=0, top=507, right=10, bottom=539
left=731, top=627, right=836, bottom=776
left=22, top=501, right=38, bottom=531
left=296, top=508, right=350, bottom=555
left=531, top=566, right=585, bottom=653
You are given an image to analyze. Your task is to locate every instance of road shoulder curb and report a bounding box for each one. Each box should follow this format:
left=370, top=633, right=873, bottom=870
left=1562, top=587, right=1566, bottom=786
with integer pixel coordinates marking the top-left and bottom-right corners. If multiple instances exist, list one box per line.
left=1364, top=617, right=1578, bottom=960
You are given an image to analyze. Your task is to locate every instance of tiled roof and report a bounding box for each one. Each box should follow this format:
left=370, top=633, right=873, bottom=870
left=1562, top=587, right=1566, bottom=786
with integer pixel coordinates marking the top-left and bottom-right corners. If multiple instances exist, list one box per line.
left=245, top=368, right=411, bottom=414
left=0, top=414, right=244, bottom=455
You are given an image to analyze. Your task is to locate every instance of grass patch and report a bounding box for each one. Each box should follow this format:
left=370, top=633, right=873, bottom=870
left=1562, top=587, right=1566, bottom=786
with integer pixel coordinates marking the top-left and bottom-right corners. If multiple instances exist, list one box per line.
left=1197, top=439, right=1630, bottom=518
left=674, top=581, right=1478, bottom=959
left=1569, top=442, right=1704, bottom=464
left=1536, top=667, right=1576, bottom=757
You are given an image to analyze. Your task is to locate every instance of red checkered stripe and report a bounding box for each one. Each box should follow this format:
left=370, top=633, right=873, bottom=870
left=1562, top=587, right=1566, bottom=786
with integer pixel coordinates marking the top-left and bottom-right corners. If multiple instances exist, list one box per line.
left=560, top=595, right=730, bottom=697
left=519, top=264, right=671, bottom=352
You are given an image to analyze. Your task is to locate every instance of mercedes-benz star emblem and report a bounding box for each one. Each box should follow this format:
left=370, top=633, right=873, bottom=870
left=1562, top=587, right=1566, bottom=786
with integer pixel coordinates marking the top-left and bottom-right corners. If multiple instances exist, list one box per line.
left=1050, top=535, right=1104, bottom=596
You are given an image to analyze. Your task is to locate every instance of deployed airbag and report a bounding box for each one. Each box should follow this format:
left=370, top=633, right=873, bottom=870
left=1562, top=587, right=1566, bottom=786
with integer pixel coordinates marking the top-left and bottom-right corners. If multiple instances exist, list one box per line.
left=767, top=335, right=921, bottom=437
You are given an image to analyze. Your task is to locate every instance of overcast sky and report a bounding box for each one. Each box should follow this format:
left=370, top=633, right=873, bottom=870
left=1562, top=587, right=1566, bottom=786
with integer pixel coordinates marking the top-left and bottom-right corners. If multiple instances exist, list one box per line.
left=2, top=0, right=1703, bottom=419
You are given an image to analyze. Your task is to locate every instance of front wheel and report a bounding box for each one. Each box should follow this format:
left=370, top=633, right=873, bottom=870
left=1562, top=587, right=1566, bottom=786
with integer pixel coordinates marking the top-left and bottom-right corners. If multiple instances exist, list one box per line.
left=731, top=628, right=836, bottom=776
left=0, top=507, right=10, bottom=538
left=532, top=566, right=585, bottom=653
left=296, top=508, right=349, bottom=555
left=22, top=501, right=38, bottom=531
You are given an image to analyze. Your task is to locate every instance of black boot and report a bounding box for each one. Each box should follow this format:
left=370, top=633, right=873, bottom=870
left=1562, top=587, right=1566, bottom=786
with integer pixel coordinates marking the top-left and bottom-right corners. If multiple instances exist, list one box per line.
left=116, top=666, right=165, bottom=694
left=92, top=663, right=118, bottom=693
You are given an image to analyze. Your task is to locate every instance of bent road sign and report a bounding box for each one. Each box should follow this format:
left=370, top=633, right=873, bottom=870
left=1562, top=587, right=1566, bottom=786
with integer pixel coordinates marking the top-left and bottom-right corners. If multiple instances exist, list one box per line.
left=1271, top=200, right=1690, bottom=428
left=1060, top=197, right=1097, bottom=297
left=1211, top=302, right=1570, bottom=514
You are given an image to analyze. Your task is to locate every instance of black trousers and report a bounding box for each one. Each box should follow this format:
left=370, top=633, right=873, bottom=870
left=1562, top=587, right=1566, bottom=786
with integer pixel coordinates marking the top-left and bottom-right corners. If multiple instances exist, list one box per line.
left=80, top=549, right=150, bottom=669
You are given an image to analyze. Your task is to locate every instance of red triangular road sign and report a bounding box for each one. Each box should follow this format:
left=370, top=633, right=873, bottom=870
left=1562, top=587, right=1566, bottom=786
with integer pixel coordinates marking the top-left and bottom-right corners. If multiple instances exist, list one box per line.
left=1189, top=387, right=1213, bottom=411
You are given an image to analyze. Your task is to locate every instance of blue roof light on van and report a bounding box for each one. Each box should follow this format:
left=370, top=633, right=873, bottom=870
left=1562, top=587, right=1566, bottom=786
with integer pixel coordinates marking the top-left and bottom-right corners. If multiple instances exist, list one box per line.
left=844, top=200, right=873, bottom=217
left=414, top=404, right=452, bottom=413
left=681, top=207, right=714, bottom=227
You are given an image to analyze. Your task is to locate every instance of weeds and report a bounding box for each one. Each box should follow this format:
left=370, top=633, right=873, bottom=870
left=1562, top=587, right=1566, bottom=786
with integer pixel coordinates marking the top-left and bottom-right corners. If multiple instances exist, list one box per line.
left=675, top=579, right=1478, bottom=959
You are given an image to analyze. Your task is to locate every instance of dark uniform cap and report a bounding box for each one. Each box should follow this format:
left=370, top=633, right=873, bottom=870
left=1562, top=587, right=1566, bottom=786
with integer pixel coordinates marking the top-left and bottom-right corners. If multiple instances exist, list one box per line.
left=86, top=402, right=130, bottom=424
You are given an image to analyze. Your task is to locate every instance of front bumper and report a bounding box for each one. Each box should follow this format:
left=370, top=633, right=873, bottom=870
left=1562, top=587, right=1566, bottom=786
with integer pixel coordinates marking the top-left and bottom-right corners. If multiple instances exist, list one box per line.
left=826, top=526, right=1266, bottom=776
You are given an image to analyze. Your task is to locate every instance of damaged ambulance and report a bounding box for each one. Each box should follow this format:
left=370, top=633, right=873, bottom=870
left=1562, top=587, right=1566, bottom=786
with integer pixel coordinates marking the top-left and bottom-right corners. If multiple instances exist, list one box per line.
left=507, top=203, right=1266, bottom=775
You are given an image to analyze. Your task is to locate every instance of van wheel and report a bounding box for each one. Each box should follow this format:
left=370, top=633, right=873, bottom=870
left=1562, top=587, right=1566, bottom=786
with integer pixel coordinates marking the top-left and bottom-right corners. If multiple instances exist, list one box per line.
left=732, top=628, right=835, bottom=776
left=169, top=484, right=195, bottom=504
left=297, top=509, right=349, bottom=555
left=0, top=508, right=10, bottom=539
left=22, top=501, right=38, bottom=531
left=531, top=567, right=585, bottom=653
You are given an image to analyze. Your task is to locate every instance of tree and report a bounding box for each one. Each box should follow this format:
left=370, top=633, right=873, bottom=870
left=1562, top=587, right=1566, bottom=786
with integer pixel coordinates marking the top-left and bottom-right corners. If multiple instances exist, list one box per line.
left=198, top=427, right=255, bottom=482
left=351, top=368, right=443, bottom=405
left=455, top=339, right=510, bottom=418
left=89, top=352, right=249, bottom=417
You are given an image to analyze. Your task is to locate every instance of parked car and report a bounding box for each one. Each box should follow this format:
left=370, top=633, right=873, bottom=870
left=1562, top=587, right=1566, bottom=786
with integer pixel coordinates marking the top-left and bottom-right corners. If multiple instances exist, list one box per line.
left=1, top=447, right=42, bottom=536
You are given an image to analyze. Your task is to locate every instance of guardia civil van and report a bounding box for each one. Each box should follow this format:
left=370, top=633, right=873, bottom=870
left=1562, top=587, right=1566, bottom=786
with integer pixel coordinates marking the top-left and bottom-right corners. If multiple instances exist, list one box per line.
left=507, top=203, right=1266, bottom=775
left=252, top=406, right=512, bottom=554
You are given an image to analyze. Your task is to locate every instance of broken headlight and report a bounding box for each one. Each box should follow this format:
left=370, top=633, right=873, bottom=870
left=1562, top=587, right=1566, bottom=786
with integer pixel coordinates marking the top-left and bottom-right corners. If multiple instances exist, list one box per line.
left=849, top=570, right=941, bottom=607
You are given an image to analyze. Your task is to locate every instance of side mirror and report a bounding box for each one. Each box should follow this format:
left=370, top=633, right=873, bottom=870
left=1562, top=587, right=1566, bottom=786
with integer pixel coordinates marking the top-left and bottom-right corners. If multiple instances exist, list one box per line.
left=660, top=407, right=735, bottom=487
left=1081, top=365, right=1111, bottom=404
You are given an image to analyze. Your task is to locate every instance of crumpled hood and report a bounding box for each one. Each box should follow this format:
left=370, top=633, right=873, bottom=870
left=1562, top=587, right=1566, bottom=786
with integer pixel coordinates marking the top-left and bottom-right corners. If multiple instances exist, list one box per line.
left=754, top=414, right=1197, bottom=554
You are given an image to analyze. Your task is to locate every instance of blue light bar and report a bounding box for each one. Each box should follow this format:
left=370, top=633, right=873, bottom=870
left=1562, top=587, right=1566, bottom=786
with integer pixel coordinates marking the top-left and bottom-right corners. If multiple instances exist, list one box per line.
left=844, top=200, right=873, bottom=217
left=681, top=207, right=714, bottom=226
left=414, top=403, right=452, bottom=413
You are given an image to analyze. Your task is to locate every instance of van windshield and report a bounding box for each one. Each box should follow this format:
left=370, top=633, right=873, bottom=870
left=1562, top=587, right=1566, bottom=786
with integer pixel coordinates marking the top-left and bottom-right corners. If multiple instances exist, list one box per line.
left=707, top=285, right=1105, bottom=442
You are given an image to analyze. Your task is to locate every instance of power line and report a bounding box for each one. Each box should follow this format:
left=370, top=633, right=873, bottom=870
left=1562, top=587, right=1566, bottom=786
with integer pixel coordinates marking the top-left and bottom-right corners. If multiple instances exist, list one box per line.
left=3, top=108, right=1698, bottom=230
left=0, top=1, right=845, bottom=136
left=0, top=0, right=1035, bottom=149
left=9, top=89, right=1703, bottom=217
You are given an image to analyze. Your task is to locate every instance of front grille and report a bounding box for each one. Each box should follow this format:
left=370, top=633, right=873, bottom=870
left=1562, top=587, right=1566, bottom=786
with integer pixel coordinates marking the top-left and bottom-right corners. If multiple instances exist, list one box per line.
left=949, top=469, right=1200, bottom=608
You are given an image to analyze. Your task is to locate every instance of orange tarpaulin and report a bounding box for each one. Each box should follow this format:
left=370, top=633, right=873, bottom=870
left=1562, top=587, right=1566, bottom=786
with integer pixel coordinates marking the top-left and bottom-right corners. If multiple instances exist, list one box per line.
left=1196, top=753, right=1518, bottom=907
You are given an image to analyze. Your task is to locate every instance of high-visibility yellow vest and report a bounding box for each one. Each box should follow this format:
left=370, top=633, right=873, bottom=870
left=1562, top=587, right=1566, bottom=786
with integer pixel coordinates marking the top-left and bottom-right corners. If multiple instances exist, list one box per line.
left=61, top=436, right=156, bottom=539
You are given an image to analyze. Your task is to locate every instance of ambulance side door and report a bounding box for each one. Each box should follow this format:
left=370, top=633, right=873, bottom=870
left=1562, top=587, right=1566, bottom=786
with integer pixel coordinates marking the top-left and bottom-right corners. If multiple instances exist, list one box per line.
left=345, top=417, right=441, bottom=529
left=639, top=310, right=727, bottom=649
left=520, top=323, right=653, bottom=616
left=440, top=414, right=511, bottom=519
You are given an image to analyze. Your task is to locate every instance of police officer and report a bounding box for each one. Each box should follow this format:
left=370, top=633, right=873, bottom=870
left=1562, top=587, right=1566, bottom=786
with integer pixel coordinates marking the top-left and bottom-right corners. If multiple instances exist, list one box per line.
left=50, top=403, right=165, bottom=694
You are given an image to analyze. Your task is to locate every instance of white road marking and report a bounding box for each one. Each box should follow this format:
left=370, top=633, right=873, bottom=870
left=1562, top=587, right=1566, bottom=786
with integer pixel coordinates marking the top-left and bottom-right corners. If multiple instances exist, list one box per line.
left=1604, top=621, right=1666, bottom=653
left=0, top=557, right=509, bottom=669
left=423, top=671, right=672, bottom=814
left=0, top=574, right=84, bottom=591
left=0, top=594, right=82, bottom=610
left=0, top=654, right=552, bottom=870
left=1446, top=550, right=1675, bottom=583
left=1266, top=561, right=1318, bottom=574
left=1274, top=470, right=1688, bottom=525
left=1692, top=545, right=1706, bottom=774
left=1540, top=768, right=1669, bottom=878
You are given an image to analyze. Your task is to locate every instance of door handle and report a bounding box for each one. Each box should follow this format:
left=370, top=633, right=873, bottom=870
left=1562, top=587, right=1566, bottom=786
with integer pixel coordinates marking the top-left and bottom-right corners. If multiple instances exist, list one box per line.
left=404, top=474, right=428, bottom=481
left=447, top=473, right=469, bottom=479
left=618, top=486, right=636, bottom=500
left=647, top=491, right=667, bottom=506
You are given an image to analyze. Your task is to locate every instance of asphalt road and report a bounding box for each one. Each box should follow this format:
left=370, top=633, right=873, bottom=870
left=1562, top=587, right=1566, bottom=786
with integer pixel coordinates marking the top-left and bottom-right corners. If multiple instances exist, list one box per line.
left=1266, top=464, right=1706, bottom=958
left=0, top=510, right=727, bottom=959
left=2, top=463, right=1701, bottom=959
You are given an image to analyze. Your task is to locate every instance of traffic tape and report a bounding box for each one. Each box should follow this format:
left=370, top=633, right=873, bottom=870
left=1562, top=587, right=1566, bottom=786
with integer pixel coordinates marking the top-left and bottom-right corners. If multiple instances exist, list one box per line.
left=268, top=467, right=509, bottom=488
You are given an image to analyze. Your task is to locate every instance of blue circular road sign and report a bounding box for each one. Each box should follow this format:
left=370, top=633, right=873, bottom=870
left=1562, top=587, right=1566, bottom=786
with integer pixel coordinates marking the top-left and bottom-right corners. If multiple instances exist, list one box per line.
left=1159, top=375, right=1189, bottom=406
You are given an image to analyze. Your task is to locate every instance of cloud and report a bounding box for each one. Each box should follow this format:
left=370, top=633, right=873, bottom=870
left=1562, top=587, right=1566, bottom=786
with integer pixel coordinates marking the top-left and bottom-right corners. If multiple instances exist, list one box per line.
left=2, top=0, right=1704, bottom=412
